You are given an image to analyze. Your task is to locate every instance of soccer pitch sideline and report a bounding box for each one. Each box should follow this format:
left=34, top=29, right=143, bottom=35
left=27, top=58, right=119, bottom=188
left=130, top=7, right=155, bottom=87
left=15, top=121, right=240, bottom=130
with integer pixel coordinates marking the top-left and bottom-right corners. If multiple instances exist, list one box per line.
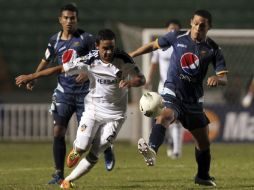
left=0, top=142, right=254, bottom=190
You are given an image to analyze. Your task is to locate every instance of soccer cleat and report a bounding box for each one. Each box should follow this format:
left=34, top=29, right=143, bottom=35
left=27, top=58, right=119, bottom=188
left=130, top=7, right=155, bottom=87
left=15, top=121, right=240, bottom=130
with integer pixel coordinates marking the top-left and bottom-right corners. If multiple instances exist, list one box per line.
left=60, top=180, right=74, bottom=189
left=67, top=149, right=81, bottom=168
left=138, top=138, right=156, bottom=166
left=104, top=145, right=115, bottom=171
left=194, top=176, right=216, bottom=187
left=48, top=170, right=63, bottom=185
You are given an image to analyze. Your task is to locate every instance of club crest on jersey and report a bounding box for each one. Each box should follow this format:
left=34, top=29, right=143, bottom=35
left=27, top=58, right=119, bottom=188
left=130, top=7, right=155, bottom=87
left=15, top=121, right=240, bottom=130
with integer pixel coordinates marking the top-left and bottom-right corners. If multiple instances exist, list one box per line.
left=180, top=52, right=199, bottom=75
left=62, top=49, right=77, bottom=64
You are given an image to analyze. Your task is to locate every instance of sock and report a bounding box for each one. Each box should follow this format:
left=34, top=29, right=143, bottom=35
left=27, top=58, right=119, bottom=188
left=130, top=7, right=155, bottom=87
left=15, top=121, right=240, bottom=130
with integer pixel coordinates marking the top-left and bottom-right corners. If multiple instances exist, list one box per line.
left=149, top=124, right=166, bottom=153
left=65, top=158, right=95, bottom=181
left=171, top=123, right=182, bottom=155
left=195, top=147, right=211, bottom=179
left=53, top=136, right=66, bottom=178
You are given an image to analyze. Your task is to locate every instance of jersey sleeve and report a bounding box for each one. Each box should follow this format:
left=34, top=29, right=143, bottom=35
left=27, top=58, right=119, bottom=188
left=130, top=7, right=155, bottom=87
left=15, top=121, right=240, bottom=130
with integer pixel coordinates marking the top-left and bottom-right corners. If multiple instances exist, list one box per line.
left=150, top=50, right=159, bottom=64
left=63, top=55, right=90, bottom=76
left=213, top=47, right=228, bottom=75
left=157, top=31, right=177, bottom=50
left=43, top=38, right=56, bottom=62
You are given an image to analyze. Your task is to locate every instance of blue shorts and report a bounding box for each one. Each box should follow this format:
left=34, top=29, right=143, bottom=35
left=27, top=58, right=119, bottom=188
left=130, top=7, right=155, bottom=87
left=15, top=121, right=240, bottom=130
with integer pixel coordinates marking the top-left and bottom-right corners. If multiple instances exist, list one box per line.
left=50, top=90, right=88, bottom=127
left=161, top=94, right=209, bottom=131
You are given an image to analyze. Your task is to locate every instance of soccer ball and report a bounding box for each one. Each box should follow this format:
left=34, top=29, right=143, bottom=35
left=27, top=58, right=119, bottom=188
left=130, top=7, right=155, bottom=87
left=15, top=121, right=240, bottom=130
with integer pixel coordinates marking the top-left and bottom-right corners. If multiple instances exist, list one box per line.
left=139, top=92, right=164, bottom=117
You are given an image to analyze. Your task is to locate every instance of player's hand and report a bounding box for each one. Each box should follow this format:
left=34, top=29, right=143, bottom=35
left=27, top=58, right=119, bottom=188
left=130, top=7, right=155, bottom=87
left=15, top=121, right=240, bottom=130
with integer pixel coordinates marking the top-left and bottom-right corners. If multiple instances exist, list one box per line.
left=75, top=72, right=88, bottom=83
left=207, top=76, right=219, bottom=87
left=119, top=80, right=131, bottom=89
left=15, top=75, right=33, bottom=88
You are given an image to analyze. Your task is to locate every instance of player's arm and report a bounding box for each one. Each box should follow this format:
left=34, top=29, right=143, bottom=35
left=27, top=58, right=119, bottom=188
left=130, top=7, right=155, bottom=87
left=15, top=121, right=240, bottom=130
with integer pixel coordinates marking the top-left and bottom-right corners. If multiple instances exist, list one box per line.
left=207, top=72, right=228, bottom=87
left=119, top=65, right=146, bottom=89
left=16, top=65, right=64, bottom=87
left=129, top=41, right=159, bottom=58
left=25, top=59, right=50, bottom=90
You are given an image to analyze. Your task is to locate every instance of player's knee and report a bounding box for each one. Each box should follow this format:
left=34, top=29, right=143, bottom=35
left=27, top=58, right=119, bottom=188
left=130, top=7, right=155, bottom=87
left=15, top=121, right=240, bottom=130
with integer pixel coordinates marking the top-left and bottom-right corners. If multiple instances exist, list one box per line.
left=156, top=108, right=176, bottom=126
left=53, top=125, right=66, bottom=137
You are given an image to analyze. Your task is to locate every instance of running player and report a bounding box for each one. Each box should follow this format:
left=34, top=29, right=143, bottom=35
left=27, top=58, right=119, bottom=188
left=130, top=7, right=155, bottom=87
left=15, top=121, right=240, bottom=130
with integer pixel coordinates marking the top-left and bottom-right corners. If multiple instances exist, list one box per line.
left=23, top=3, right=114, bottom=184
left=145, top=19, right=183, bottom=159
left=130, top=10, right=228, bottom=186
left=16, top=29, right=145, bottom=189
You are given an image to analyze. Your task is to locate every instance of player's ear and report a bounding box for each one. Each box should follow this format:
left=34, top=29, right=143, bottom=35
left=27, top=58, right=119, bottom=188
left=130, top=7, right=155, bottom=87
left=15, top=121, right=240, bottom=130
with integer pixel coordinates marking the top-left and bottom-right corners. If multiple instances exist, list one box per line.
left=190, top=19, right=193, bottom=27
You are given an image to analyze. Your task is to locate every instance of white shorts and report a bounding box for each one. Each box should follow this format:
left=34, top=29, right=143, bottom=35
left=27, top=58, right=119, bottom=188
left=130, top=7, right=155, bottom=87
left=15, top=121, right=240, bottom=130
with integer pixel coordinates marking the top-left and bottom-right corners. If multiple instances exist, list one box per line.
left=74, top=104, right=126, bottom=152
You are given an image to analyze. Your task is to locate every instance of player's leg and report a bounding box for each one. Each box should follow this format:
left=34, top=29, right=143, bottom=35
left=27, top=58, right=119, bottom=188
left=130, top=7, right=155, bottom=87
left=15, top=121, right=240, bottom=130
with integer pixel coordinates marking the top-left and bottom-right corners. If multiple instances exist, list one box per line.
left=75, top=93, right=115, bottom=171
left=138, top=93, right=179, bottom=166
left=186, top=110, right=216, bottom=187
left=62, top=119, right=124, bottom=186
left=66, top=109, right=100, bottom=168
left=170, top=121, right=183, bottom=159
left=48, top=99, right=74, bottom=185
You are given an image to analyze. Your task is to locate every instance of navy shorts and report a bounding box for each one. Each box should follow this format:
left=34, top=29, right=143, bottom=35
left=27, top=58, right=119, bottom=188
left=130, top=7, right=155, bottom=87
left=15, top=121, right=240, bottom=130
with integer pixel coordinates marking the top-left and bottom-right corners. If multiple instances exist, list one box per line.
left=161, top=94, right=210, bottom=131
left=50, top=90, right=88, bottom=127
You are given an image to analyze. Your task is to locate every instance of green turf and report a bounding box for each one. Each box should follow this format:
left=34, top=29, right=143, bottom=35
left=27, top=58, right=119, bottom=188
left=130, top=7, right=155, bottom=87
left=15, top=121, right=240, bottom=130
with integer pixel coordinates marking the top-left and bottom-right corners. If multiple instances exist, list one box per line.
left=0, top=142, right=254, bottom=190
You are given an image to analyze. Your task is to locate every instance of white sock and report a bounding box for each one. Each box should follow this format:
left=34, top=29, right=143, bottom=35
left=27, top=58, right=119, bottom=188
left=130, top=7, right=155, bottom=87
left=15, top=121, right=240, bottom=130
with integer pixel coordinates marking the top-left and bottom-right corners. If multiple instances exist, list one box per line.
left=171, top=123, right=183, bottom=155
left=65, top=158, right=95, bottom=182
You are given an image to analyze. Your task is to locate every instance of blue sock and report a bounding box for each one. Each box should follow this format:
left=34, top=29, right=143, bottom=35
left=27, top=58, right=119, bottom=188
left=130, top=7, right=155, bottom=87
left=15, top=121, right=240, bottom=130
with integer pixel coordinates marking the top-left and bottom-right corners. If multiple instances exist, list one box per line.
left=149, top=124, right=166, bottom=153
left=195, top=147, right=211, bottom=179
left=53, top=136, right=66, bottom=178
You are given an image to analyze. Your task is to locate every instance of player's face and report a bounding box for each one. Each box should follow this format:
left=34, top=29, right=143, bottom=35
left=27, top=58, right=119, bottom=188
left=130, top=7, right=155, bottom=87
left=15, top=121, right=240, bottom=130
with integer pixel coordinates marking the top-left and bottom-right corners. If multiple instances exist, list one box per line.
left=96, top=39, right=116, bottom=63
left=190, top=15, right=210, bottom=42
left=166, top=23, right=180, bottom=32
left=59, top=10, right=78, bottom=33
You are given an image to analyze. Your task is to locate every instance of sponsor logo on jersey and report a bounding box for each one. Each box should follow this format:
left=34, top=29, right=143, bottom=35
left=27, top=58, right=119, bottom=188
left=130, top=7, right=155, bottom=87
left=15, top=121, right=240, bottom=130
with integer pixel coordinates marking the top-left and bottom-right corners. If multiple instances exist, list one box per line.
left=73, top=42, right=80, bottom=47
left=177, top=43, right=187, bottom=48
left=180, top=52, right=199, bottom=75
left=97, top=78, right=118, bottom=84
left=62, top=49, right=77, bottom=64
left=59, top=46, right=66, bottom=52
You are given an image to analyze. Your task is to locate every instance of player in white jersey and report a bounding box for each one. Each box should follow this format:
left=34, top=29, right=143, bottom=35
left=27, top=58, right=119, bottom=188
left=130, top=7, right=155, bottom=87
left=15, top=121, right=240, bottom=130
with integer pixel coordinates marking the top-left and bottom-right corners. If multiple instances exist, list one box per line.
left=16, top=29, right=145, bottom=189
left=145, top=19, right=183, bottom=159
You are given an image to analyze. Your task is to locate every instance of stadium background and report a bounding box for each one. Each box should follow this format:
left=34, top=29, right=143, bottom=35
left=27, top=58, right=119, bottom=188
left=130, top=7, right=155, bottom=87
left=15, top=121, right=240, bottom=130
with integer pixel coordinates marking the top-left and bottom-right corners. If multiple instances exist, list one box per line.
left=0, top=0, right=254, bottom=143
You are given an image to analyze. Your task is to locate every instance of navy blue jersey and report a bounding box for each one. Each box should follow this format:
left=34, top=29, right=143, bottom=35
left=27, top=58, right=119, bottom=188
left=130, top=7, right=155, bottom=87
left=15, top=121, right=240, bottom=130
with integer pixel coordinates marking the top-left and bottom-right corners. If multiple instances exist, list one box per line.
left=44, top=29, right=95, bottom=94
left=158, top=31, right=228, bottom=103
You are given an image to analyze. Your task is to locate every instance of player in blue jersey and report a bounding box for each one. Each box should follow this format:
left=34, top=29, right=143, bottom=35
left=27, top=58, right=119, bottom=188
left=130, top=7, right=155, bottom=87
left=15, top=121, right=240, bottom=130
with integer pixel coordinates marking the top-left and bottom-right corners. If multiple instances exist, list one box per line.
left=146, top=19, right=184, bottom=159
left=130, top=10, right=228, bottom=187
left=24, top=3, right=115, bottom=184
left=16, top=29, right=145, bottom=189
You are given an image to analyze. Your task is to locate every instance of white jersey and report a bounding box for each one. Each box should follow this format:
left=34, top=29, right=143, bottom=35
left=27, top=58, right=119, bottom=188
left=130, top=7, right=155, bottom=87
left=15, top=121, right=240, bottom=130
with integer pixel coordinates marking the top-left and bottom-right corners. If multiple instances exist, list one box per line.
left=151, top=47, right=173, bottom=93
left=63, top=49, right=141, bottom=119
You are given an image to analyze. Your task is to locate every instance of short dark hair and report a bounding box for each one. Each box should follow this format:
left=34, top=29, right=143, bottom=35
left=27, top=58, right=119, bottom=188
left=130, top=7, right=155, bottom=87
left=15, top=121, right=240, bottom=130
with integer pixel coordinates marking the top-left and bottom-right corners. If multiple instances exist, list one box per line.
left=60, top=3, right=79, bottom=17
left=96, top=29, right=116, bottom=44
left=194, top=9, right=212, bottom=27
left=165, top=19, right=182, bottom=28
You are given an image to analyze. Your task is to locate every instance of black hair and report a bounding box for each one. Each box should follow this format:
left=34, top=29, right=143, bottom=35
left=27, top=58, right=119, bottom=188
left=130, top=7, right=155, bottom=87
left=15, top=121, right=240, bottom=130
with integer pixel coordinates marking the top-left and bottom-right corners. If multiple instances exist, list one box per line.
left=165, top=19, right=182, bottom=28
left=194, top=9, right=212, bottom=27
left=96, top=29, right=116, bottom=44
left=60, top=3, right=79, bottom=17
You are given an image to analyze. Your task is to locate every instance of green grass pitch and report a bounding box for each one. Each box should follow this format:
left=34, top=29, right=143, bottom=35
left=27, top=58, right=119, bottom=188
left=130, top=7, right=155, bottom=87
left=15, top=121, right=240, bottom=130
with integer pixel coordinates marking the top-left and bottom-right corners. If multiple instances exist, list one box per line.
left=0, top=142, right=254, bottom=190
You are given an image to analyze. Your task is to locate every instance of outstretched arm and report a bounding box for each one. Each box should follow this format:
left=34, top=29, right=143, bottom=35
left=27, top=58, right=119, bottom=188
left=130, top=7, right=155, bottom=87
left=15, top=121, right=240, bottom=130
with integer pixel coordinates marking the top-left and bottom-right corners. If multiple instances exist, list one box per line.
left=129, top=41, right=159, bottom=58
left=16, top=65, right=64, bottom=87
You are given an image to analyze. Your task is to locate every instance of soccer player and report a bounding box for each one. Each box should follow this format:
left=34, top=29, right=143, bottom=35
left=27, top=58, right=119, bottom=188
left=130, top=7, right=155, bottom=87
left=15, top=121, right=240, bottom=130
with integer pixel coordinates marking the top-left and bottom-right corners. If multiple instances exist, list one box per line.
left=16, top=29, right=145, bottom=189
left=23, top=3, right=114, bottom=184
left=129, top=10, right=228, bottom=186
left=145, top=19, right=183, bottom=159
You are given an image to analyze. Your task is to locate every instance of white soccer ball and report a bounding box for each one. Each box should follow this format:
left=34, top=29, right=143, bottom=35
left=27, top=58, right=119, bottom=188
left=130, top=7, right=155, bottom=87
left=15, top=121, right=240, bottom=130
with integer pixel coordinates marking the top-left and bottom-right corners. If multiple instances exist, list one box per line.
left=139, top=92, right=164, bottom=117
